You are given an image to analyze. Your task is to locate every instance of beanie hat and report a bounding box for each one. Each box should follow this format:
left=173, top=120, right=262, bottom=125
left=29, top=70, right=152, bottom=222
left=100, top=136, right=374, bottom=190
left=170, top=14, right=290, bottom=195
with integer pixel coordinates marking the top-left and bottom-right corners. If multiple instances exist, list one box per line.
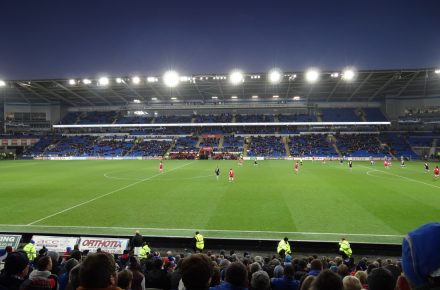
left=4, top=251, right=29, bottom=275
left=402, top=222, right=440, bottom=287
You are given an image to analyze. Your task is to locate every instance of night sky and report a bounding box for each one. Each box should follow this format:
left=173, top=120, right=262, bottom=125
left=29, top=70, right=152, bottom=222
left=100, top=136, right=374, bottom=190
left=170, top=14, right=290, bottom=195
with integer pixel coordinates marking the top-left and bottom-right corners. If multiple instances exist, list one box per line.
left=1, top=0, right=439, bottom=80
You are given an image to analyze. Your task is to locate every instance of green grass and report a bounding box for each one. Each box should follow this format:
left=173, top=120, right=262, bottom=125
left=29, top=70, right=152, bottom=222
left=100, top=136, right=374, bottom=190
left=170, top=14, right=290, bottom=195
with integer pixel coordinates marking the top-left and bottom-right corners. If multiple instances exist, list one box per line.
left=1, top=159, right=439, bottom=244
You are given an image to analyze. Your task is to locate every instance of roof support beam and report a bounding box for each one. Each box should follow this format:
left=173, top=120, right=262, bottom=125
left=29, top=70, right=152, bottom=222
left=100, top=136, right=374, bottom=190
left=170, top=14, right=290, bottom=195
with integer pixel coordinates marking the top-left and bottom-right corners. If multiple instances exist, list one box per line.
left=51, top=82, right=95, bottom=106
left=347, top=73, right=373, bottom=101
left=368, top=74, right=396, bottom=101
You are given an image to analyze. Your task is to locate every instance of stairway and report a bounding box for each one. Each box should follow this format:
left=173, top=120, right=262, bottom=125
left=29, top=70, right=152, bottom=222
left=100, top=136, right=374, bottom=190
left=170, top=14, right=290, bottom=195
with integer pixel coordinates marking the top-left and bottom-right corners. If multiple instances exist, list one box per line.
left=283, top=137, right=290, bottom=156
left=196, top=136, right=203, bottom=148
left=328, top=135, right=342, bottom=157
left=429, top=139, right=437, bottom=158
left=359, top=109, right=367, bottom=122
left=242, top=137, right=251, bottom=157
left=124, top=139, right=139, bottom=156
left=218, top=136, right=224, bottom=150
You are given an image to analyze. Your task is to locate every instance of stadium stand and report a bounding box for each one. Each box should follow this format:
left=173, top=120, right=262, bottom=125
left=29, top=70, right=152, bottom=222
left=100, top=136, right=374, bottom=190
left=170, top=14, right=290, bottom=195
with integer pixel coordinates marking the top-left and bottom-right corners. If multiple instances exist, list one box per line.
left=335, top=134, right=388, bottom=157
left=320, top=108, right=361, bottom=122
left=248, top=136, right=286, bottom=157
left=289, top=134, right=338, bottom=157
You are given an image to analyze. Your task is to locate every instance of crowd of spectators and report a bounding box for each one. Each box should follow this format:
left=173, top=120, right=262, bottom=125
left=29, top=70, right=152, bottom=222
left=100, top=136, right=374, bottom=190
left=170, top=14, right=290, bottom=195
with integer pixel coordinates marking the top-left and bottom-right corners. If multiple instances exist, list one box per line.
left=335, top=134, right=388, bottom=157
left=131, top=140, right=172, bottom=157
left=1, top=222, right=440, bottom=290
left=289, top=135, right=337, bottom=157
left=248, top=137, right=286, bottom=157
left=199, top=138, right=220, bottom=149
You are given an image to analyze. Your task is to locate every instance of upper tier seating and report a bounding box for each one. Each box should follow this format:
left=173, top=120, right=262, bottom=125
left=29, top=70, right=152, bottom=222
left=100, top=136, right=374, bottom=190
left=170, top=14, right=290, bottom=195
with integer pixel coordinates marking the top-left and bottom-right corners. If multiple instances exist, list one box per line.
left=321, top=108, right=361, bottom=122
left=363, top=108, right=388, bottom=121
left=289, top=135, right=338, bottom=157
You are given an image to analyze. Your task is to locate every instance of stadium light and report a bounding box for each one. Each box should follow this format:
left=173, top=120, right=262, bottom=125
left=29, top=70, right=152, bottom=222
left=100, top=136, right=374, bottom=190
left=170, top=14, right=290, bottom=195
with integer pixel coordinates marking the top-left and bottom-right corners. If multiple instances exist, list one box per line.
left=268, top=69, right=282, bottom=83
left=151, top=97, right=158, bottom=101
left=229, top=71, right=244, bottom=85
left=180, top=76, right=190, bottom=82
left=272, top=95, right=279, bottom=98
left=435, top=69, right=440, bottom=74
left=331, top=72, right=339, bottom=78
left=231, top=95, right=238, bottom=99
left=342, top=69, right=356, bottom=81
left=68, top=79, right=76, bottom=85
left=0, top=80, right=5, bottom=87
left=98, top=77, right=109, bottom=86
left=293, top=96, right=301, bottom=100
left=163, top=70, right=179, bottom=87
left=212, top=96, right=218, bottom=99
left=132, top=76, right=141, bottom=84
left=252, top=95, right=258, bottom=99
left=171, top=97, right=177, bottom=100
left=82, top=79, right=91, bottom=85
left=147, top=77, right=158, bottom=83
left=133, top=99, right=141, bottom=103
left=305, top=69, right=319, bottom=83
left=116, top=78, right=123, bottom=84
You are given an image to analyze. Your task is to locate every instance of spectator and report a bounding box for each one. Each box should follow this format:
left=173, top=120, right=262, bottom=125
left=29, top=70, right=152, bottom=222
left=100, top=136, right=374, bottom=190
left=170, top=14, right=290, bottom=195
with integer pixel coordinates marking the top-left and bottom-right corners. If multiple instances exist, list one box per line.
left=23, top=240, right=37, bottom=262
left=28, top=256, right=58, bottom=290
left=311, top=270, right=343, bottom=290
left=250, top=271, right=271, bottom=290
left=271, top=264, right=300, bottom=290
left=342, top=276, right=362, bottom=290
left=132, top=231, right=144, bottom=256
left=0, top=252, right=30, bottom=290
left=145, top=257, right=170, bottom=289
left=0, top=246, right=13, bottom=263
left=402, top=222, right=440, bottom=290
left=77, top=252, right=120, bottom=290
left=308, top=260, right=322, bottom=277
left=181, top=254, right=213, bottom=290
left=128, top=256, right=145, bottom=290
left=65, top=265, right=80, bottom=290
left=19, top=278, right=52, bottom=290
left=213, top=262, right=249, bottom=290
left=299, top=276, right=315, bottom=290
left=117, top=270, right=133, bottom=290
left=59, top=258, right=80, bottom=290
left=353, top=271, right=367, bottom=289
left=367, top=268, right=394, bottom=290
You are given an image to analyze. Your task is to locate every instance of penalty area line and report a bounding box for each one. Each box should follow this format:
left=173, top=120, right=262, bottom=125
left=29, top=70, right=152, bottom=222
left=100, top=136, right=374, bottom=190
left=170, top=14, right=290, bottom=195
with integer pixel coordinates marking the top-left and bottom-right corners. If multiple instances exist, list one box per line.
left=26, top=161, right=195, bottom=226
left=360, top=165, right=440, bottom=190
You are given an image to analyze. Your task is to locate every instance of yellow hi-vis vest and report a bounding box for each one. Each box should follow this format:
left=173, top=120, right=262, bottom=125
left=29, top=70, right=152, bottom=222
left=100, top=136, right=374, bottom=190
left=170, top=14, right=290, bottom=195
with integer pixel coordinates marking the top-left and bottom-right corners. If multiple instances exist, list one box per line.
left=23, top=243, right=36, bottom=261
left=277, top=239, right=291, bottom=254
left=339, top=240, right=352, bottom=257
left=139, top=244, right=151, bottom=259
left=195, top=234, right=204, bottom=250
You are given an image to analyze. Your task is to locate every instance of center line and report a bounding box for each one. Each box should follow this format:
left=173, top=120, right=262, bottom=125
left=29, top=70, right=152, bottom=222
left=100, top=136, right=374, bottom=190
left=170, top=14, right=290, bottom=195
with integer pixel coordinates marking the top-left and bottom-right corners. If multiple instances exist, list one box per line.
left=27, top=161, right=195, bottom=225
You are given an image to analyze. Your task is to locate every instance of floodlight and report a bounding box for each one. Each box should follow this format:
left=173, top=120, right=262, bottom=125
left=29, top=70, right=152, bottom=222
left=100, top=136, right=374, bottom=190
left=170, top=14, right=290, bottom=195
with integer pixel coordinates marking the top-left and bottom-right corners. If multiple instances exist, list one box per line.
left=133, top=99, right=141, bottom=103
left=163, top=70, right=179, bottom=87
left=229, top=71, right=244, bottom=85
left=331, top=72, right=339, bottom=78
left=212, top=96, right=218, bottom=99
left=293, top=96, right=301, bottom=100
left=305, top=69, right=319, bottom=83
left=154, top=112, right=158, bottom=116
left=0, top=80, right=6, bottom=87
left=151, top=97, right=158, bottom=101
left=134, top=111, right=145, bottom=115
left=289, top=74, right=297, bottom=81
left=171, top=97, right=177, bottom=100
left=252, top=95, right=258, bottom=99
left=98, top=77, right=109, bottom=86
left=435, top=69, right=440, bottom=74
left=147, top=77, right=158, bottom=83
left=273, top=95, right=279, bottom=98
left=132, top=76, right=140, bottom=84
left=68, top=79, right=76, bottom=85
left=116, top=78, right=123, bottom=84
left=342, top=69, right=355, bottom=81
left=83, top=79, right=91, bottom=85
left=180, top=76, right=190, bottom=82
left=269, top=69, right=282, bottom=83
left=231, top=96, right=238, bottom=99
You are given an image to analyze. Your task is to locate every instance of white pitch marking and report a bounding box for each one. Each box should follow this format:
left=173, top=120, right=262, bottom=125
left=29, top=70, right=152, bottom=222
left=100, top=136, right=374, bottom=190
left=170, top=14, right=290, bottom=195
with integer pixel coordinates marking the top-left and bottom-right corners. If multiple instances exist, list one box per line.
left=361, top=165, right=440, bottom=190
left=27, top=161, right=195, bottom=225
left=0, top=224, right=403, bottom=238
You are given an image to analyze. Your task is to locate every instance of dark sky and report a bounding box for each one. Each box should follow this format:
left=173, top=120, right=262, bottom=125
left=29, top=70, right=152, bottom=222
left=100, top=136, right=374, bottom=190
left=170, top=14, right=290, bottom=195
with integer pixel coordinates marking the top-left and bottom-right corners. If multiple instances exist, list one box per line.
left=1, top=0, right=439, bottom=80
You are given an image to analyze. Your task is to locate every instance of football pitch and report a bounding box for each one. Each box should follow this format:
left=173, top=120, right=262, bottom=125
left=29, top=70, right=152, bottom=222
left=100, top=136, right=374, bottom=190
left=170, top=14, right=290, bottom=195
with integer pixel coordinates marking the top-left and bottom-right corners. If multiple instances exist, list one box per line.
left=1, top=159, right=439, bottom=244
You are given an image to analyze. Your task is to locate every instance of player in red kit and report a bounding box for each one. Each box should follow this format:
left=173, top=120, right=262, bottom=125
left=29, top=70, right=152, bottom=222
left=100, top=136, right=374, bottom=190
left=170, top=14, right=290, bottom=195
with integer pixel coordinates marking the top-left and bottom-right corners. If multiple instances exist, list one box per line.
left=228, top=168, right=234, bottom=182
left=384, top=160, right=389, bottom=169
left=434, top=166, right=439, bottom=178
left=294, top=162, right=299, bottom=174
left=159, top=161, right=163, bottom=173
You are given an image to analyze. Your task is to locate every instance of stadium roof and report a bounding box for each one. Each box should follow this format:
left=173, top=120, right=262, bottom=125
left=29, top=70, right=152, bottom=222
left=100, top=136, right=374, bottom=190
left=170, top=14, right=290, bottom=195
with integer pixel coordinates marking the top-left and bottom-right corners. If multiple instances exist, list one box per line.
left=1, top=68, right=439, bottom=107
